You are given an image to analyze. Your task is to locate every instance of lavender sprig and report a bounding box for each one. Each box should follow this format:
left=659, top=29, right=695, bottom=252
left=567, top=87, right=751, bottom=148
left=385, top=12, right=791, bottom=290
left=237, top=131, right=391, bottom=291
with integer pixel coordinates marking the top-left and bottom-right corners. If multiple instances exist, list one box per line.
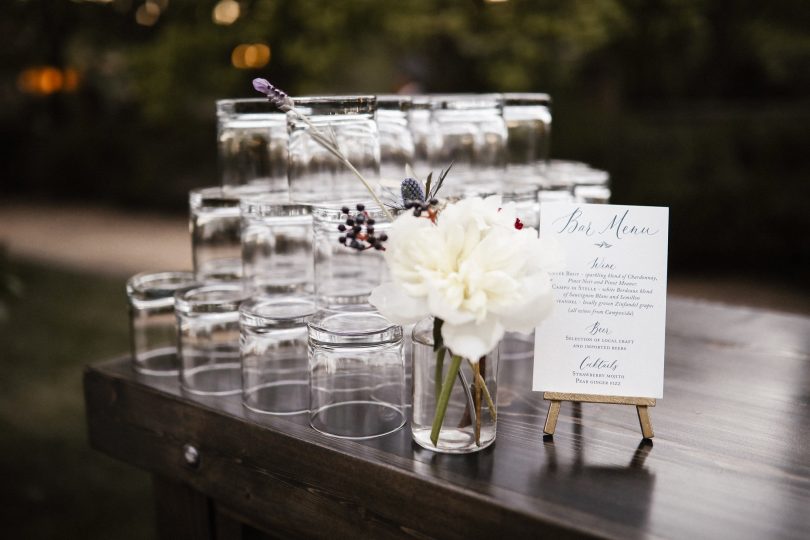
left=251, top=79, right=294, bottom=111
left=252, top=78, right=394, bottom=221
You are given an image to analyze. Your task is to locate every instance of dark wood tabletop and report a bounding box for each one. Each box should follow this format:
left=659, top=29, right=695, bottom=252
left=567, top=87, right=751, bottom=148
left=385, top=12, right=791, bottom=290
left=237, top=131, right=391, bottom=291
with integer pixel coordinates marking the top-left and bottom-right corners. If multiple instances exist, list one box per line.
left=84, top=297, right=810, bottom=540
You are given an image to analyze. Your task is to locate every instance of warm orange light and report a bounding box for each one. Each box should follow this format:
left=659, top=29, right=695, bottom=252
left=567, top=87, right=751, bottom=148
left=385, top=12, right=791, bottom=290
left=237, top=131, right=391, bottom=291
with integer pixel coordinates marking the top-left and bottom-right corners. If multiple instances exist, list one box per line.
left=39, top=67, right=63, bottom=94
left=17, top=66, right=81, bottom=95
left=231, top=43, right=270, bottom=69
left=213, top=0, right=239, bottom=25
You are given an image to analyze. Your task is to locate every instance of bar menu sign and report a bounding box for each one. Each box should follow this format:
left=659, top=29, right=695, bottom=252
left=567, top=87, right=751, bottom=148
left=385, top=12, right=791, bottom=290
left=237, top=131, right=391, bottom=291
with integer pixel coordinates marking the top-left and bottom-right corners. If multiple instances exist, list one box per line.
left=533, top=204, right=669, bottom=399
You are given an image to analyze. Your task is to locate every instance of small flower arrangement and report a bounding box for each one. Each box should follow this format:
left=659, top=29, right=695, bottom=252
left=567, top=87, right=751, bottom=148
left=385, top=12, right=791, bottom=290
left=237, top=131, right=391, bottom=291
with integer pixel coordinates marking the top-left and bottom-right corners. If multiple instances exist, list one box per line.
left=253, top=78, right=562, bottom=449
left=370, top=179, right=562, bottom=446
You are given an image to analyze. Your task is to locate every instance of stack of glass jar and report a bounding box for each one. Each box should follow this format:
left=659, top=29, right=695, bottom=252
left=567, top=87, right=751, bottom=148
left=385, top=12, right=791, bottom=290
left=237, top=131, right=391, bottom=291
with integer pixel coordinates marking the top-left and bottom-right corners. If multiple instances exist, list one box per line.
left=124, top=92, right=612, bottom=450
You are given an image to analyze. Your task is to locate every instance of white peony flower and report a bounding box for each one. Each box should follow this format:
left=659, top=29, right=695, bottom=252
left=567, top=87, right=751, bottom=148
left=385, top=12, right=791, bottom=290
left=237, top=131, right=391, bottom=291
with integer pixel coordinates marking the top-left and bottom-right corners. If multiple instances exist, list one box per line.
left=369, top=195, right=564, bottom=360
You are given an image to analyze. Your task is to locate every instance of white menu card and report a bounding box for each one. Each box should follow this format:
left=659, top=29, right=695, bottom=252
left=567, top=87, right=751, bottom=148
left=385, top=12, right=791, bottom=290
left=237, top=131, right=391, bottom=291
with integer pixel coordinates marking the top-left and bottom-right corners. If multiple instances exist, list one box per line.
left=533, top=203, right=669, bottom=398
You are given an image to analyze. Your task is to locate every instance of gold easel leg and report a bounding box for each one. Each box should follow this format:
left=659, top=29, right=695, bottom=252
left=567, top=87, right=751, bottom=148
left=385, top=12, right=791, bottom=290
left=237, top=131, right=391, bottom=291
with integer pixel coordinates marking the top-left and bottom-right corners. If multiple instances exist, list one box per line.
left=544, top=401, right=561, bottom=435
left=636, top=405, right=654, bottom=439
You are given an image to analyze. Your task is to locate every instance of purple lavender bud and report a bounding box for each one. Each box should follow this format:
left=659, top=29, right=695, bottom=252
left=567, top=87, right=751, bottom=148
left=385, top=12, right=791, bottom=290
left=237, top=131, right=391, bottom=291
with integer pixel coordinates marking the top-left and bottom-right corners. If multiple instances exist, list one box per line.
left=251, top=78, right=293, bottom=111
left=252, top=78, right=272, bottom=94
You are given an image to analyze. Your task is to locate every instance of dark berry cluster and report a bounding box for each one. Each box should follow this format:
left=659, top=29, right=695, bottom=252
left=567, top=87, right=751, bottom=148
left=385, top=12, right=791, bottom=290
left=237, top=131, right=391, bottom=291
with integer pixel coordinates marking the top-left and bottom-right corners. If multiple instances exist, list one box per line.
left=403, top=198, right=439, bottom=218
left=337, top=204, right=387, bottom=251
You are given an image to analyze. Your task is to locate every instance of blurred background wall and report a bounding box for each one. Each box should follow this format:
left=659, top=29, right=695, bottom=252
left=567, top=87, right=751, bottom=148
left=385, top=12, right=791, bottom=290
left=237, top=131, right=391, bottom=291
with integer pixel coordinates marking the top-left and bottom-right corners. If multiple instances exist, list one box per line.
left=2, top=0, right=809, bottom=280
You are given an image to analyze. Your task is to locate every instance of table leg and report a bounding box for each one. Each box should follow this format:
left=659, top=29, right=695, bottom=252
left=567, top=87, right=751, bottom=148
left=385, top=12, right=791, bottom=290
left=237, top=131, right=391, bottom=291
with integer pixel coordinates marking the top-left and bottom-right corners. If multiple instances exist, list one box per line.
left=153, top=474, right=215, bottom=540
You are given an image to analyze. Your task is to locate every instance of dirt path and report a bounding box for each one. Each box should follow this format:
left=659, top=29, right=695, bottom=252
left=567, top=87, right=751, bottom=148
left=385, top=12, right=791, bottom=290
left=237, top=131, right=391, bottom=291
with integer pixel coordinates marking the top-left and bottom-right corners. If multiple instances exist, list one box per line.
left=0, top=202, right=191, bottom=277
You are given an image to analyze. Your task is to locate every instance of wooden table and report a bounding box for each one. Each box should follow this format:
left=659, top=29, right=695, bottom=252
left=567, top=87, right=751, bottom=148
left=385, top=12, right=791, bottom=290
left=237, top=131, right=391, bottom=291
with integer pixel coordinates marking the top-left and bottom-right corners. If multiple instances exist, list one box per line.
left=83, top=298, right=810, bottom=539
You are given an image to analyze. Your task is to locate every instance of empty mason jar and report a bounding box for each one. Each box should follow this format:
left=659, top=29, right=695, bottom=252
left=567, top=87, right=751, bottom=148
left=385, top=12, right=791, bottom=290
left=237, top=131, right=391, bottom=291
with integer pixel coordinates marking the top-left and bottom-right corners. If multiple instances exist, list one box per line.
left=127, top=271, right=198, bottom=376
left=308, top=309, right=405, bottom=439
left=574, top=184, right=612, bottom=204
left=240, top=195, right=314, bottom=295
left=408, top=95, right=434, bottom=178
left=503, top=93, right=552, bottom=184
left=190, top=186, right=246, bottom=282
left=241, top=296, right=316, bottom=415
left=176, top=283, right=250, bottom=396
left=430, top=94, right=507, bottom=193
left=287, top=96, right=380, bottom=204
left=376, top=95, right=414, bottom=185
left=312, top=204, right=391, bottom=309
left=217, top=99, right=288, bottom=194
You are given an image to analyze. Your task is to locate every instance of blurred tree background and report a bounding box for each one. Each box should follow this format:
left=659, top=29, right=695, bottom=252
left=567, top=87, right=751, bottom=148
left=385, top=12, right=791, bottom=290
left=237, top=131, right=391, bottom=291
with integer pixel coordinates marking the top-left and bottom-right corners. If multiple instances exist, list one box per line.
left=2, top=0, right=809, bottom=280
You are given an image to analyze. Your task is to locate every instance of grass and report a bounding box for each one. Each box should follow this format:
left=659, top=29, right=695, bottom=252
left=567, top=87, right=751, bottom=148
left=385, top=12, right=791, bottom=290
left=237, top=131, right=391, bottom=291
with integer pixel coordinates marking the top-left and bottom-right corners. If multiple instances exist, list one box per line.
left=0, top=260, right=154, bottom=539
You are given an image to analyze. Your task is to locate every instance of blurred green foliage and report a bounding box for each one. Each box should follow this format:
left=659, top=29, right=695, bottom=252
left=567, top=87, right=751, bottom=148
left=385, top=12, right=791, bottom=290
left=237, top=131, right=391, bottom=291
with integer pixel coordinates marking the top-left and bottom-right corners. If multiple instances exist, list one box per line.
left=0, top=261, right=153, bottom=539
left=1, top=0, right=808, bottom=278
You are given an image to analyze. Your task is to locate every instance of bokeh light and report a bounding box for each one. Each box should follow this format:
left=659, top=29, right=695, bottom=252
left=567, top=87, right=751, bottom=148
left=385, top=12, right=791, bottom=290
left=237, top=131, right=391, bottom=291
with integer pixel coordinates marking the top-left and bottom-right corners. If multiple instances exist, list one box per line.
left=231, top=43, right=271, bottom=69
left=17, top=66, right=81, bottom=95
left=135, top=1, right=160, bottom=26
left=213, top=0, right=240, bottom=26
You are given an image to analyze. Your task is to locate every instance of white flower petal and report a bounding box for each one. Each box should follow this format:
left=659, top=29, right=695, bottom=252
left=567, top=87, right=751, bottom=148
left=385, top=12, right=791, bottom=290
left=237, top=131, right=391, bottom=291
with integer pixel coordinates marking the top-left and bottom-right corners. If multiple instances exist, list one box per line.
left=442, top=315, right=505, bottom=361
left=369, top=282, right=429, bottom=325
left=491, top=273, right=555, bottom=333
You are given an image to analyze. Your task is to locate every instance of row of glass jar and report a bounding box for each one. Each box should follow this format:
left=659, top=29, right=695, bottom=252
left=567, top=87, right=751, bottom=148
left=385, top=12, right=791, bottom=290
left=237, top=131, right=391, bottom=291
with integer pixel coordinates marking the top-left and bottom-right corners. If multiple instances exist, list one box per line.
left=127, top=276, right=410, bottom=440
left=217, top=93, right=553, bottom=196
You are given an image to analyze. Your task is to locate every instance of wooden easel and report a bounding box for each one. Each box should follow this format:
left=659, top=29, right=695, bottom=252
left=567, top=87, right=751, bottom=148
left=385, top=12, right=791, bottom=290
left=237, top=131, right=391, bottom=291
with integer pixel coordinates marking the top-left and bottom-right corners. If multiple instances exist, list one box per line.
left=543, top=392, right=656, bottom=439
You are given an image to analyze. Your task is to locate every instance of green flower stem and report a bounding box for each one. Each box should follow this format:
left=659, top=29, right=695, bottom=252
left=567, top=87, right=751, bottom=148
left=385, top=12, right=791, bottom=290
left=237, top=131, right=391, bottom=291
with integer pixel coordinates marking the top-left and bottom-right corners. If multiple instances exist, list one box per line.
left=430, top=354, right=462, bottom=447
left=434, top=346, right=445, bottom=402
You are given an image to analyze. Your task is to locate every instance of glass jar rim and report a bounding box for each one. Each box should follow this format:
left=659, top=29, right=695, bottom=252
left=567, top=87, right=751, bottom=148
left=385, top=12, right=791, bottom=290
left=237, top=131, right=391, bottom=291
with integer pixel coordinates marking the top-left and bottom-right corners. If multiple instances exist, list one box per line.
left=430, top=93, right=503, bottom=110
left=311, top=203, right=392, bottom=223
left=240, top=296, right=317, bottom=328
left=291, top=96, right=376, bottom=115
left=502, top=92, right=552, bottom=106
left=217, top=98, right=288, bottom=116
left=190, top=186, right=269, bottom=208
left=376, top=95, right=412, bottom=111
left=175, top=284, right=250, bottom=314
left=127, top=271, right=199, bottom=307
left=308, top=310, right=402, bottom=346
left=240, top=196, right=312, bottom=218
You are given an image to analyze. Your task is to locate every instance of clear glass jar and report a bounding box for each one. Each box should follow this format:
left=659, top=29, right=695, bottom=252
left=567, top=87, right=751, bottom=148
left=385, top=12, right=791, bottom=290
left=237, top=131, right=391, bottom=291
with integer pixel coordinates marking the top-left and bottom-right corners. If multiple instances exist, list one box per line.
left=376, top=95, right=414, bottom=185
left=503, top=93, right=552, bottom=164
left=240, top=195, right=314, bottom=295
left=542, top=160, right=600, bottom=190
left=308, top=309, right=405, bottom=439
left=503, top=93, right=552, bottom=184
left=217, top=99, right=289, bottom=194
left=411, top=317, right=500, bottom=453
left=176, top=284, right=250, bottom=396
left=312, top=204, right=391, bottom=309
left=408, top=95, right=434, bottom=178
left=287, top=96, right=380, bottom=204
left=429, top=94, right=507, bottom=194
left=574, top=185, right=612, bottom=204
left=126, top=271, right=199, bottom=376
left=190, top=186, right=245, bottom=282
left=240, top=296, right=316, bottom=415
